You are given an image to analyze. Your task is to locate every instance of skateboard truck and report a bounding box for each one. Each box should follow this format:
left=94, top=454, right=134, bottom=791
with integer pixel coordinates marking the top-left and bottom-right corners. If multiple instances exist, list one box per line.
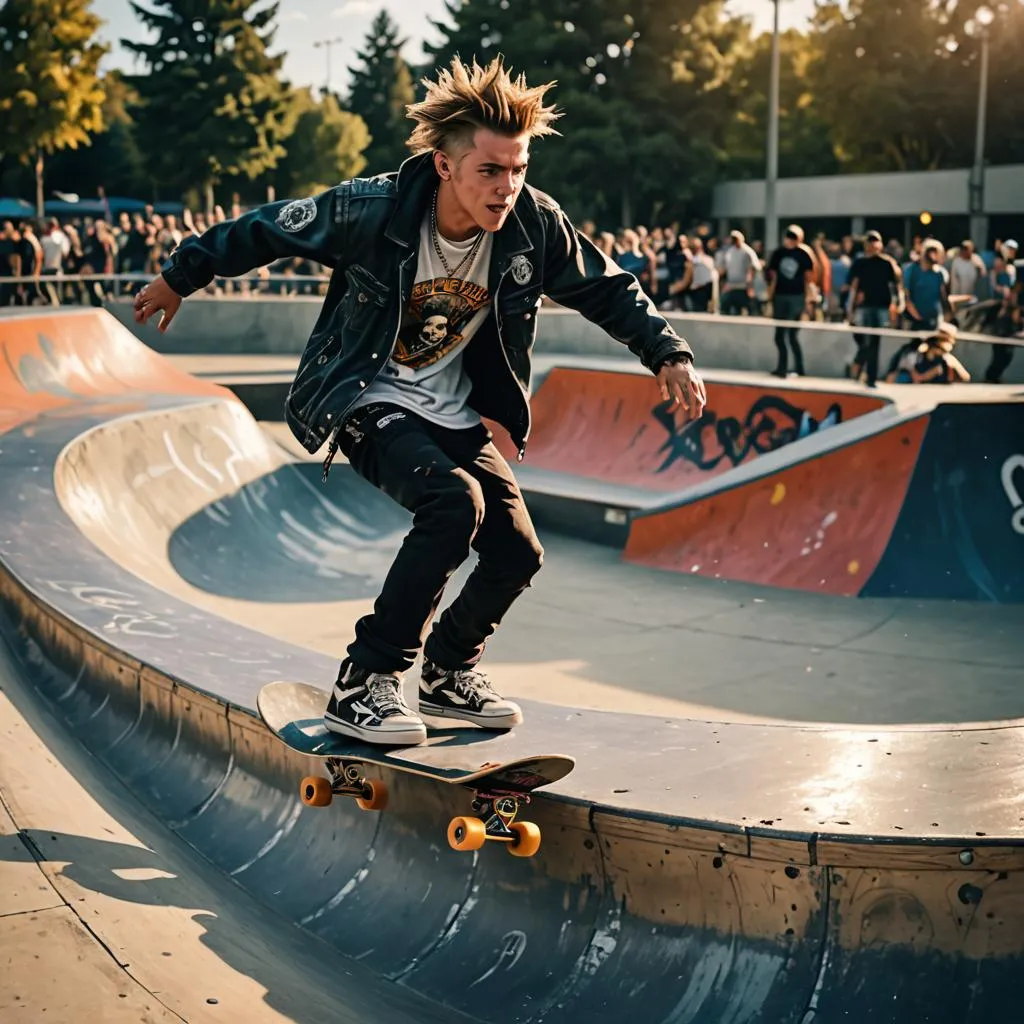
left=299, top=757, right=388, bottom=812
left=298, top=760, right=543, bottom=857
left=447, top=790, right=541, bottom=857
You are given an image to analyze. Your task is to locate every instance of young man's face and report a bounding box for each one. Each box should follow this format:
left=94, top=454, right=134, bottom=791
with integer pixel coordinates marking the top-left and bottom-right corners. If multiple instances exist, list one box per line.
left=445, top=128, right=530, bottom=232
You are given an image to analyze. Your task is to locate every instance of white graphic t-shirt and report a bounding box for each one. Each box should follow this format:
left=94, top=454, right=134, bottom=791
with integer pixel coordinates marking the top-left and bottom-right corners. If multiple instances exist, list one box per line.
left=352, top=213, right=494, bottom=429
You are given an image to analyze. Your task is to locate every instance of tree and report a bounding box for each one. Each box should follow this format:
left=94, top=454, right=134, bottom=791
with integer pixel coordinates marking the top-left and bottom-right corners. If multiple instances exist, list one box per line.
left=806, top=0, right=969, bottom=172
left=592, top=0, right=751, bottom=225
left=122, top=0, right=296, bottom=208
left=723, top=27, right=838, bottom=181
left=271, top=88, right=370, bottom=197
left=423, top=0, right=750, bottom=227
left=46, top=72, right=148, bottom=199
left=984, top=8, right=1024, bottom=167
left=346, top=10, right=417, bottom=175
left=0, top=0, right=107, bottom=215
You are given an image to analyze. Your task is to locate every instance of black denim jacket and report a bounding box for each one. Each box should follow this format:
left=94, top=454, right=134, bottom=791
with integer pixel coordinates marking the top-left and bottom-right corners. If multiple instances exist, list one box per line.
left=161, top=153, right=693, bottom=470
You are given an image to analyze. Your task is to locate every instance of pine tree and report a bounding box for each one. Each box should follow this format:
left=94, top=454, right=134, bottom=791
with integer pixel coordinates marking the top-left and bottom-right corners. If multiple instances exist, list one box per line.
left=346, top=10, right=416, bottom=175
left=121, top=0, right=296, bottom=207
left=0, top=0, right=107, bottom=215
left=424, top=0, right=748, bottom=226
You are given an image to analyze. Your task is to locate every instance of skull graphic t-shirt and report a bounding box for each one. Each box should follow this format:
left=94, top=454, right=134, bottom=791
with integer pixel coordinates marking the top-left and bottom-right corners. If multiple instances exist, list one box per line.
left=351, top=211, right=494, bottom=429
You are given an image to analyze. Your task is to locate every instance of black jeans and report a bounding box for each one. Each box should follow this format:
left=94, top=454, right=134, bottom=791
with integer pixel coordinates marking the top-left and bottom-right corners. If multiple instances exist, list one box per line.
left=985, top=344, right=1015, bottom=383
left=772, top=293, right=806, bottom=375
left=852, top=306, right=890, bottom=386
left=338, top=403, right=544, bottom=674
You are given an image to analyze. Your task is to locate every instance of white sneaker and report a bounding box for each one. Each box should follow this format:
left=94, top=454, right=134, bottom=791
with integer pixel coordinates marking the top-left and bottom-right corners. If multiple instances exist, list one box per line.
left=324, top=659, right=426, bottom=746
left=418, top=661, right=523, bottom=730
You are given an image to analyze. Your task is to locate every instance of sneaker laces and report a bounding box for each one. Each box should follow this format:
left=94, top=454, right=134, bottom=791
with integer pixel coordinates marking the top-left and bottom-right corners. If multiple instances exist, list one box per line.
left=450, top=669, right=500, bottom=705
left=366, top=674, right=410, bottom=717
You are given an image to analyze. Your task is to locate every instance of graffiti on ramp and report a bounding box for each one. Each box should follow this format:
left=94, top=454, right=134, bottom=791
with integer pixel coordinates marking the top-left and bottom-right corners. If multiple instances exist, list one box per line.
left=652, top=394, right=843, bottom=474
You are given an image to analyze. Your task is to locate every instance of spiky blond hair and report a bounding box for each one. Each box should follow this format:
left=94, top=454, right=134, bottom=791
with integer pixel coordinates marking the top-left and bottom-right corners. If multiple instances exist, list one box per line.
left=406, top=55, right=562, bottom=156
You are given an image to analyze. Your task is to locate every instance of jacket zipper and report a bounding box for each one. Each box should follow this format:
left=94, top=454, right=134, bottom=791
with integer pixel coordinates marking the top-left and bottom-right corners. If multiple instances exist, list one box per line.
left=321, top=252, right=413, bottom=482
left=493, top=262, right=532, bottom=462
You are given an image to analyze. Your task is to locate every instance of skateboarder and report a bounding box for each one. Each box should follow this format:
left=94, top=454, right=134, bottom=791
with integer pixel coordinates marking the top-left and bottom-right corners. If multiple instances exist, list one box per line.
left=132, top=56, right=707, bottom=746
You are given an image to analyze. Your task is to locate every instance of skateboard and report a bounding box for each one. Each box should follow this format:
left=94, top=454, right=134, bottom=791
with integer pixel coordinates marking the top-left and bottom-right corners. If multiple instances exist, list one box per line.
left=256, top=681, right=575, bottom=858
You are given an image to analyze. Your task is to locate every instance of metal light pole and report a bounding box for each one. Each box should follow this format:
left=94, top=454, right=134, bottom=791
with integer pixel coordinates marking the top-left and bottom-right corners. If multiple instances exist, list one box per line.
left=764, top=0, right=782, bottom=253
left=968, top=6, right=994, bottom=244
left=314, top=36, right=344, bottom=96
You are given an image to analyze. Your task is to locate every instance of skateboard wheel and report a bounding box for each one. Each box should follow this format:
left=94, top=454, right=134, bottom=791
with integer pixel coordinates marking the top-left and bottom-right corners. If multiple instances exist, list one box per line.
left=300, top=775, right=333, bottom=807
left=447, top=816, right=487, bottom=852
left=356, top=778, right=388, bottom=812
left=507, top=821, right=541, bottom=858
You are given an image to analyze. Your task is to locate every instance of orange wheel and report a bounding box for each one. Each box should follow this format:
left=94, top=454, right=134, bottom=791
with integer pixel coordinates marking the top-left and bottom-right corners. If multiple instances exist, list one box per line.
left=356, top=778, right=388, bottom=812
left=300, top=775, right=333, bottom=807
left=447, top=816, right=487, bottom=852
left=507, top=821, right=541, bottom=858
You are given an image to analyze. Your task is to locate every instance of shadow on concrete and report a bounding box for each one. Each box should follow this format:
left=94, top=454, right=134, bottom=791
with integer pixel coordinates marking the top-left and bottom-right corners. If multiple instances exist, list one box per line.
left=168, top=462, right=407, bottom=603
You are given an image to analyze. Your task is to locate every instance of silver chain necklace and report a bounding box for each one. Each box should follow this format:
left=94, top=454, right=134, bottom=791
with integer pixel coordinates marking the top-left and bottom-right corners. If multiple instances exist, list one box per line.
left=431, top=187, right=484, bottom=279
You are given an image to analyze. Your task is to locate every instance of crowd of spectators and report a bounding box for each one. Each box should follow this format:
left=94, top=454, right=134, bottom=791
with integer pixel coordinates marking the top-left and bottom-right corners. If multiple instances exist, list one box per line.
left=0, top=201, right=1018, bottom=383
left=580, top=221, right=1021, bottom=384
left=0, top=202, right=326, bottom=308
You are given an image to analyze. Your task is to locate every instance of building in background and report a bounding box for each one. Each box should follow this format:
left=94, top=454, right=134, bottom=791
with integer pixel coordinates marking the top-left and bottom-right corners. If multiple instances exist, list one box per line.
left=713, top=164, right=1024, bottom=251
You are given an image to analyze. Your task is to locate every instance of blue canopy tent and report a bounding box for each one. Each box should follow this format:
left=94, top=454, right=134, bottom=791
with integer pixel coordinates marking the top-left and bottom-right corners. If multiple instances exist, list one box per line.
left=0, top=198, right=35, bottom=219
left=42, top=196, right=183, bottom=219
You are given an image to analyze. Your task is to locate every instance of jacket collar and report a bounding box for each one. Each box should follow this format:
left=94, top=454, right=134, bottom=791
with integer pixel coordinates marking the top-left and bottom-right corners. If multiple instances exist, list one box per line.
left=384, top=151, right=534, bottom=276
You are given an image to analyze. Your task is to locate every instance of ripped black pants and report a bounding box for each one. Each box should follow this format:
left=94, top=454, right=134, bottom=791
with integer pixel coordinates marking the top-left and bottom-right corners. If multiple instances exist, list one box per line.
left=337, top=402, right=544, bottom=673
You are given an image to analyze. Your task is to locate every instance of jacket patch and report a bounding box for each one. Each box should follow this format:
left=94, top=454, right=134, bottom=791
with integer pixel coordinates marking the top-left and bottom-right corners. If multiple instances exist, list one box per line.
left=510, top=254, right=533, bottom=286
left=277, top=197, right=317, bottom=233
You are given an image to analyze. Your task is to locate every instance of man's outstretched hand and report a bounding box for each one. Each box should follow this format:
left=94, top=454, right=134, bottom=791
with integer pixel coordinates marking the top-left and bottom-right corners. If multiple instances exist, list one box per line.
left=133, top=274, right=182, bottom=333
left=657, top=358, right=707, bottom=422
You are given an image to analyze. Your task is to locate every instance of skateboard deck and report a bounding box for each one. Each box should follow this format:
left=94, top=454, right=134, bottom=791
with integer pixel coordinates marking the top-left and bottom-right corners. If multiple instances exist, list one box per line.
left=257, top=681, right=575, bottom=857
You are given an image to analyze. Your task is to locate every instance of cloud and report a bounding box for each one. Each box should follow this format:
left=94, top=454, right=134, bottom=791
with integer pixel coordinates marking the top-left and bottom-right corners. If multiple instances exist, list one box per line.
left=278, top=11, right=309, bottom=23
left=330, top=0, right=375, bottom=17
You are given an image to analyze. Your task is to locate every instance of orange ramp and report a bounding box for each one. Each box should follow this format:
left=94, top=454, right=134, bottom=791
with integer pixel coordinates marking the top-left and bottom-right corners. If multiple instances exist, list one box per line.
left=0, top=308, right=228, bottom=437
left=624, top=414, right=928, bottom=595
left=513, top=365, right=887, bottom=493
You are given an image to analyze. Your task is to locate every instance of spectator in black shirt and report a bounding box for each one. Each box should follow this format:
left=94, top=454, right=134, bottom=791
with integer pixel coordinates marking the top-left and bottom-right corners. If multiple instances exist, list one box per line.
left=847, top=229, right=904, bottom=387
left=16, top=221, right=43, bottom=305
left=766, top=224, right=815, bottom=376
left=123, top=215, right=151, bottom=273
left=664, top=234, right=693, bottom=311
left=0, top=221, right=20, bottom=307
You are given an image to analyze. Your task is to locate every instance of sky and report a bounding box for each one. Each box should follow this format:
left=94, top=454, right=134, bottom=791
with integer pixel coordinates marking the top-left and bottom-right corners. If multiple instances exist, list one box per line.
left=95, top=0, right=818, bottom=95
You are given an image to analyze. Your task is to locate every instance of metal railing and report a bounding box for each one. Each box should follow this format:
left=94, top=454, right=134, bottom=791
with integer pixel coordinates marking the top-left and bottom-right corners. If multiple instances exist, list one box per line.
left=1, top=271, right=1020, bottom=350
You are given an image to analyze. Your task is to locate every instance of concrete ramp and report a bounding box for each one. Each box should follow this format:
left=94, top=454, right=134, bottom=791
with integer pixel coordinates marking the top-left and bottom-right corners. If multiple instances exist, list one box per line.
left=518, top=365, right=887, bottom=493
left=625, top=398, right=1024, bottom=602
left=863, top=402, right=1024, bottom=602
left=494, top=362, right=889, bottom=543
left=2, top=310, right=1023, bottom=1022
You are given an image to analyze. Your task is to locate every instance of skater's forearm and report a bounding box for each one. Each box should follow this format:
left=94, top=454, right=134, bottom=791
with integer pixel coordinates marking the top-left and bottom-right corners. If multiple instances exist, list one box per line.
left=542, top=207, right=692, bottom=372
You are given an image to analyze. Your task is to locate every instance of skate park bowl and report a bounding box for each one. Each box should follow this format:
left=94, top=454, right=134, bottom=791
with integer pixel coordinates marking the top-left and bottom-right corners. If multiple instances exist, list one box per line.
left=1, top=307, right=1024, bottom=1022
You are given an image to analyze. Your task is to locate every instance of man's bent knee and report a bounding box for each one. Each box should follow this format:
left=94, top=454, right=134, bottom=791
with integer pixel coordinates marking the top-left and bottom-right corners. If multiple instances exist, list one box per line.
left=421, top=468, right=486, bottom=542
left=491, top=531, right=544, bottom=586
